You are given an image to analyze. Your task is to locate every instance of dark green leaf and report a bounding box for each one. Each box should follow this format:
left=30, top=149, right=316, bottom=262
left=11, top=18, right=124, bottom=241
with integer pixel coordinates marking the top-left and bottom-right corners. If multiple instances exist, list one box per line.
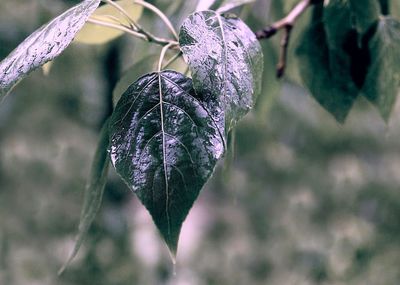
left=296, top=6, right=359, bottom=123
left=323, top=0, right=353, bottom=50
left=58, top=118, right=110, bottom=275
left=179, top=11, right=263, bottom=132
left=0, top=0, right=100, bottom=101
left=109, top=70, right=224, bottom=256
left=362, top=17, right=400, bottom=121
left=348, top=0, right=380, bottom=36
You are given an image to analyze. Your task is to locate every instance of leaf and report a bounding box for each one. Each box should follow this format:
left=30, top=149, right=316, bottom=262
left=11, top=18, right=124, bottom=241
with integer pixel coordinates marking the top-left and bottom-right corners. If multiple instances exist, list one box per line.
left=179, top=11, right=263, bottom=132
left=215, top=0, right=256, bottom=13
left=362, top=17, right=400, bottom=121
left=109, top=70, right=224, bottom=256
left=58, top=119, right=110, bottom=275
left=348, top=0, right=380, bottom=36
left=74, top=0, right=143, bottom=45
left=323, top=0, right=353, bottom=50
left=296, top=5, right=359, bottom=123
left=0, top=0, right=101, bottom=101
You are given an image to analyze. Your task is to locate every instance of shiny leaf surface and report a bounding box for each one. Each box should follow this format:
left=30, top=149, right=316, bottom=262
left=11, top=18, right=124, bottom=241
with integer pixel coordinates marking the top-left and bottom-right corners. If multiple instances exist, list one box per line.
left=74, top=0, right=143, bottom=45
left=109, top=70, right=224, bottom=255
left=362, top=17, right=400, bottom=121
left=59, top=119, right=110, bottom=275
left=0, top=0, right=100, bottom=101
left=179, top=11, right=263, bottom=132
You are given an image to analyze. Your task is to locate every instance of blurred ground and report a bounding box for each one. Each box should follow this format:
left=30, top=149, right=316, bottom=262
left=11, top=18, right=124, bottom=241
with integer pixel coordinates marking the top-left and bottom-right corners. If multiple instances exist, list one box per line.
left=0, top=1, right=400, bottom=285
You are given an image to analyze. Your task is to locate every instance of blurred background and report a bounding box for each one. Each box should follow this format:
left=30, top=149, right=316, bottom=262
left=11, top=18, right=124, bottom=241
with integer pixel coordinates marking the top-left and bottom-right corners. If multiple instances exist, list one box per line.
left=1, top=0, right=400, bottom=284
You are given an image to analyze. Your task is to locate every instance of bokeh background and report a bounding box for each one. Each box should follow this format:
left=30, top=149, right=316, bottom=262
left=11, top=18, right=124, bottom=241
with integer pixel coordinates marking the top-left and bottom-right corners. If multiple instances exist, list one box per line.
left=1, top=1, right=400, bottom=284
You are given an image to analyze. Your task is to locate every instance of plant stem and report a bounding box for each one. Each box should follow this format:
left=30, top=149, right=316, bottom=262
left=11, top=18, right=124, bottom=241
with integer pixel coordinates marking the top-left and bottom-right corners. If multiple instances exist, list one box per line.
left=86, top=18, right=179, bottom=48
left=87, top=18, right=147, bottom=40
left=158, top=43, right=177, bottom=71
left=101, top=0, right=139, bottom=29
left=134, top=0, right=179, bottom=40
left=162, top=51, right=182, bottom=70
left=255, top=0, right=313, bottom=77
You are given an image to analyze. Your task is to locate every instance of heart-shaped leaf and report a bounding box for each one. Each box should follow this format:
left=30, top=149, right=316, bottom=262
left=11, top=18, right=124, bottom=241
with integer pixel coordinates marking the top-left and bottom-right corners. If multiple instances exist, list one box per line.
left=362, top=17, right=400, bottom=121
left=109, top=70, right=224, bottom=256
left=0, top=0, right=100, bottom=101
left=296, top=5, right=359, bottom=123
left=179, top=11, right=263, bottom=132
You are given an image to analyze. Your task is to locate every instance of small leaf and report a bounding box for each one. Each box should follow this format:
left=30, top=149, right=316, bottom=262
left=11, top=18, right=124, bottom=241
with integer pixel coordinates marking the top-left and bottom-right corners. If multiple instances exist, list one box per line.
left=216, top=0, right=256, bottom=13
left=179, top=11, right=263, bottom=132
left=74, top=0, right=143, bottom=45
left=362, top=17, right=400, bottom=121
left=0, top=0, right=101, bottom=101
left=348, top=0, right=380, bottom=36
left=109, top=70, right=224, bottom=256
left=296, top=5, right=359, bottom=123
left=58, top=119, right=110, bottom=275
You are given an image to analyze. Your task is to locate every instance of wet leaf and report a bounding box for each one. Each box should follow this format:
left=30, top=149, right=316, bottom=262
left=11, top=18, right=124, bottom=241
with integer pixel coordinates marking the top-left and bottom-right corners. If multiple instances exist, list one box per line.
left=179, top=11, right=263, bottom=132
left=296, top=6, right=359, bottom=123
left=74, top=0, right=143, bottom=45
left=362, top=17, right=400, bottom=121
left=0, top=0, right=100, bottom=101
left=58, top=119, right=110, bottom=275
left=109, top=70, right=224, bottom=256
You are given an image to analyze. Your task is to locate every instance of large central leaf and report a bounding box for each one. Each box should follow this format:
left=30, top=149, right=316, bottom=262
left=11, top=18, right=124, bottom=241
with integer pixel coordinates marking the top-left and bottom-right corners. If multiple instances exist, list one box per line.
left=179, top=11, right=263, bottom=132
left=108, top=70, right=224, bottom=255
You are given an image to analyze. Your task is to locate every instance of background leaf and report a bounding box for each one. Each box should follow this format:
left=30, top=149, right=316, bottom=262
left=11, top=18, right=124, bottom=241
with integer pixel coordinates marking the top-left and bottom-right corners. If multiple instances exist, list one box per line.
left=58, top=119, right=110, bottom=275
left=109, top=70, right=224, bottom=256
left=362, top=17, right=400, bottom=121
left=0, top=0, right=100, bottom=101
left=179, top=11, right=263, bottom=132
left=296, top=5, right=359, bottom=123
left=74, top=0, right=143, bottom=45
left=348, top=0, right=380, bottom=37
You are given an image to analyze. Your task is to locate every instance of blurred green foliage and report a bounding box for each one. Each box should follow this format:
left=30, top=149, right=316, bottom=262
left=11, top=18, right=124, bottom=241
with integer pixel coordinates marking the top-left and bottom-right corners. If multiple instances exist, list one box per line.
left=0, top=0, right=400, bottom=284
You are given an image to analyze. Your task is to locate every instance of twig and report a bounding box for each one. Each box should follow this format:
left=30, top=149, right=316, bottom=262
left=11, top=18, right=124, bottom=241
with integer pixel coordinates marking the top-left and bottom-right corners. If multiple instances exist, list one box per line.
left=86, top=18, right=179, bottom=48
left=134, top=0, right=179, bottom=40
left=255, top=0, right=313, bottom=77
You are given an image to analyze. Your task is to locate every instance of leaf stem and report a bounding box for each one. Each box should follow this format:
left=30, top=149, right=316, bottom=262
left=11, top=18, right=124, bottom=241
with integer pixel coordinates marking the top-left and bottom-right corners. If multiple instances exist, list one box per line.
left=255, top=0, right=313, bottom=77
left=101, top=0, right=139, bottom=29
left=162, top=51, right=182, bottom=69
left=158, top=43, right=176, bottom=72
left=133, top=0, right=179, bottom=40
left=86, top=17, right=179, bottom=48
